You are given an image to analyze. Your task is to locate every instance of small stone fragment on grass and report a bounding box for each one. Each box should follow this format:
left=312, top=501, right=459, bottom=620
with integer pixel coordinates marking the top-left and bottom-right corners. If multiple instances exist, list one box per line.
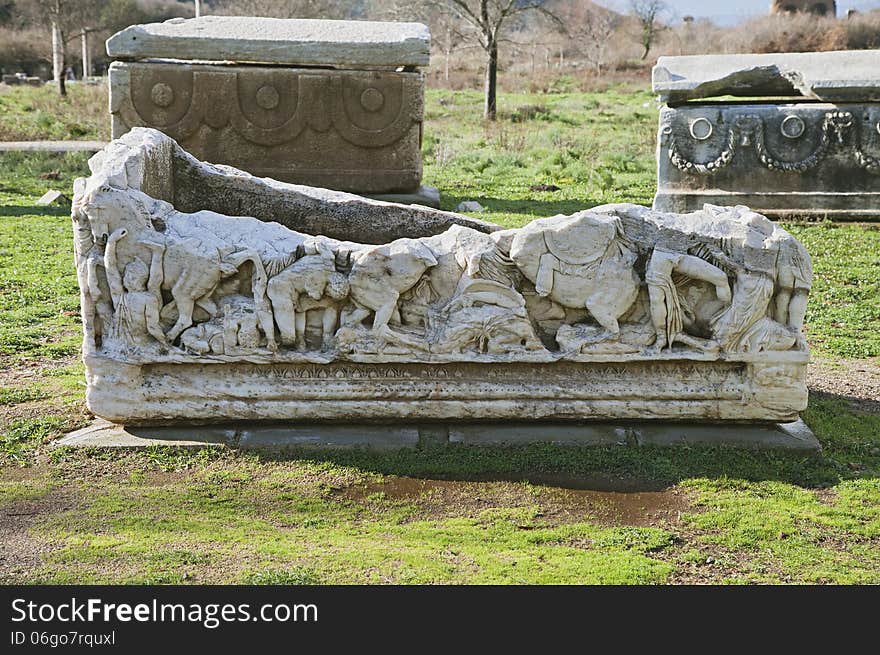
left=455, top=200, right=485, bottom=212
left=35, top=190, right=69, bottom=206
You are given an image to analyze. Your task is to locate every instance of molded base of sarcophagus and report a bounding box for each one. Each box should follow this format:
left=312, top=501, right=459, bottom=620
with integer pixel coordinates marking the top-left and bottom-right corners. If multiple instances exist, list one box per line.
left=82, top=351, right=808, bottom=426
left=57, top=417, right=820, bottom=452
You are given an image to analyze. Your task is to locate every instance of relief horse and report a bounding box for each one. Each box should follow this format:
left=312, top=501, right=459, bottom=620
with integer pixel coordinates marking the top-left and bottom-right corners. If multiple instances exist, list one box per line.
left=77, top=183, right=276, bottom=348
left=509, top=211, right=640, bottom=341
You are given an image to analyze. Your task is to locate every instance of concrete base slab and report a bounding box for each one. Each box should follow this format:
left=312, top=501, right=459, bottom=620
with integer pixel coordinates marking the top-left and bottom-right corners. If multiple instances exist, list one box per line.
left=367, top=185, right=440, bottom=208
left=450, top=419, right=820, bottom=451
left=57, top=420, right=236, bottom=448
left=55, top=419, right=419, bottom=450
left=55, top=419, right=820, bottom=452
left=653, top=191, right=880, bottom=223
left=0, top=140, right=107, bottom=152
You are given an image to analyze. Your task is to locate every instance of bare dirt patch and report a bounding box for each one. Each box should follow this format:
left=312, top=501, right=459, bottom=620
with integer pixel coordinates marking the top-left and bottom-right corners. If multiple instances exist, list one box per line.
left=542, top=486, right=690, bottom=528
left=0, top=487, right=80, bottom=583
left=0, top=355, right=78, bottom=388
left=342, top=475, right=690, bottom=528
left=662, top=540, right=772, bottom=584
left=811, top=487, right=839, bottom=506
left=0, top=465, right=35, bottom=482
left=808, top=357, right=880, bottom=414
left=0, top=355, right=88, bottom=432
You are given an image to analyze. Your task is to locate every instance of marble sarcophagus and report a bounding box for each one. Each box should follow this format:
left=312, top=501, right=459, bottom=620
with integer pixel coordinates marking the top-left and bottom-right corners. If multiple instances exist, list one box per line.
left=72, top=130, right=813, bottom=429
left=106, top=16, right=430, bottom=199
left=652, top=50, right=880, bottom=220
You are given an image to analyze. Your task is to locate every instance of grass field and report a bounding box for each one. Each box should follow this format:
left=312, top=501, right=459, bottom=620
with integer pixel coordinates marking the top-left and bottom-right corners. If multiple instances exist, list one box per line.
left=1, top=86, right=878, bottom=584
left=0, top=83, right=108, bottom=142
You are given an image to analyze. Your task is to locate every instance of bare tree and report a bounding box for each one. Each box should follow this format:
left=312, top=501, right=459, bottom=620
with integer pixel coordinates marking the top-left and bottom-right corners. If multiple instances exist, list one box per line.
left=28, top=0, right=99, bottom=96
left=374, top=0, right=476, bottom=84
left=629, top=0, right=667, bottom=60
left=429, top=1, right=561, bottom=120
left=433, top=9, right=469, bottom=82
left=563, top=2, right=621, bottom=75
left=214, top=0, right=352, bottom=19
left=43, top=0, right=68, bottom=96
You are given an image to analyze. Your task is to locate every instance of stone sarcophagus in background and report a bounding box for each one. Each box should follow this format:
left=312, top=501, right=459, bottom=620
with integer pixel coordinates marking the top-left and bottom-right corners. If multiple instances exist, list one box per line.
left=107, top=16, right=431, bottom=200
left=72, top=129, right=813, bottom=431
left=653, top=50, right=880, bottom=220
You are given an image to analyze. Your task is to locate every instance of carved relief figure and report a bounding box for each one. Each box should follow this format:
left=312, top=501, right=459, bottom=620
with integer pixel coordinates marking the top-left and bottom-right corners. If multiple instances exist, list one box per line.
left=81, top=184, right=278, bottom=351
left=577, top=203, right=814, bottom=357
left=103, top=228, right=167, bottom=348
left=180, top=322, right=224, bottom=355
left=430, top=277, right=545, bottom=354
left=72, top=195, right=114, bottom=348
left=223, top=300, right=261, bottom=351
left=774, top=235, right=813, bottom=337
left=180, top=295, right=264, bottom=355
left=293, top=272, right=350, bottom=350
left=266, top=241, right=339, bottom=348
left=341, top=239, right=439, bottom=349
left=645, top=248, right=731, bottom=353
left=421, top=233, right=544, bottom=356
left=75, top=168, right=811, bottom=365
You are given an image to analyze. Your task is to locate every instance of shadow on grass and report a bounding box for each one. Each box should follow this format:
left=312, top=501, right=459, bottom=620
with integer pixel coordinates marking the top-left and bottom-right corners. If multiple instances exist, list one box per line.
left=809, top=389, right=880, bottom=416
left=247, top=393, right=877, bottom=490
left=0, top=205, right=69, bottom=217
left=53, top=396, right=880, bottom=493
left=249, top=442, right=848, bottom=492
left=439, top=195, right=612, bottom=219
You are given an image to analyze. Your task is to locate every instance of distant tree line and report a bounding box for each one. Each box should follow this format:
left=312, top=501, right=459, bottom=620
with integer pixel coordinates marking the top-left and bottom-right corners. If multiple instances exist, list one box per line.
left=2, top=0, right=879, bottom=115
left=0, top=0, right=194, bottom=93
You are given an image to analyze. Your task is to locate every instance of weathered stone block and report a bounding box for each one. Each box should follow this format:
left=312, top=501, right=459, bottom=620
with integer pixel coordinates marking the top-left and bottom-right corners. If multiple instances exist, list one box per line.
left=653, top=50, right=880, bottom=104
left=109, top=61, right=424, bottom=193
left=653, top=50, right=880, bottom=220
left=107, top=17, right=428, bottom=195
left=72, top=130, right=813, bottom=429
left=106, top=16, right=430, bottom=68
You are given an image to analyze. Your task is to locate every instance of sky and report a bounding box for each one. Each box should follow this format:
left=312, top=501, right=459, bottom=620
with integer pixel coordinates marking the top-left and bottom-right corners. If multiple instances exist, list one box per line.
left=596, top=0, right=880, bottom=26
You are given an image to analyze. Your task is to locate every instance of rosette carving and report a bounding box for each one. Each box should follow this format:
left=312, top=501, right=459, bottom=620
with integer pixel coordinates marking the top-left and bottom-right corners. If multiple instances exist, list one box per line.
left=330, top=74, right=420, bottom=148
left=121, top=67, right=205, bottom=142
left=229, top=71, right=329, bottom=145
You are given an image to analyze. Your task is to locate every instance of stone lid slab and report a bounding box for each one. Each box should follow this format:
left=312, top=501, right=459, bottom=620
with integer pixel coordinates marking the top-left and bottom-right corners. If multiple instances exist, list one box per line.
left=653, top=50, right=880, bottom=103
left=107, top=16, right=430, bottom=68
